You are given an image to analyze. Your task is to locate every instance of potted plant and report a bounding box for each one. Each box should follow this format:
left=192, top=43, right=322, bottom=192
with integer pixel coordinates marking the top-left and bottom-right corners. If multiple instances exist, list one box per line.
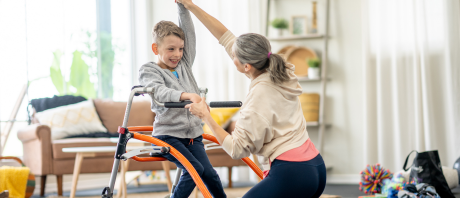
left=307, top=57, right=321, bottom=79
left=270, top=18, right=288, bottom=36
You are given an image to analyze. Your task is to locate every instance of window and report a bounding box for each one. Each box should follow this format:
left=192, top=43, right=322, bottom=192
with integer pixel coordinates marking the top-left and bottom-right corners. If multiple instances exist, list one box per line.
left=0, top=0, right=133, bottom=156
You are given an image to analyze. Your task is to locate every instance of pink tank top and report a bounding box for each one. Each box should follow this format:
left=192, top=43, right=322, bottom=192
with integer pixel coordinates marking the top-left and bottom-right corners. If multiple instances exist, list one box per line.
left=262, top=138, right=319, bottom=178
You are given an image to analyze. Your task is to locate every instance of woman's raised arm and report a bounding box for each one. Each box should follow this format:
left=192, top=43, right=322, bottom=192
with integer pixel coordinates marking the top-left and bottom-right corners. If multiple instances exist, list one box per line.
left=176, top=0, right=228, bottom=40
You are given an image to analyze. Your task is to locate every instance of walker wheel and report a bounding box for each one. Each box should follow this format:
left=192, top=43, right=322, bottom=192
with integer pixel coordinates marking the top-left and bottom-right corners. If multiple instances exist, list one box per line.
left=101, top=187, right=112, bottom=198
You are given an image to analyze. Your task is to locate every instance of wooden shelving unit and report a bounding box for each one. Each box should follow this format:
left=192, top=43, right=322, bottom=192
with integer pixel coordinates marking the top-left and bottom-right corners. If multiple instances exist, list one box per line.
left=267, top=34, right=324, bottom=41
left=297, top=76, right=321, bottom=82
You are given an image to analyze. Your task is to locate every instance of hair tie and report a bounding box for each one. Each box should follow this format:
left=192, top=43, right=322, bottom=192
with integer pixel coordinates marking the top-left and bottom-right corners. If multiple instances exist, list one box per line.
left=267, top=52, right=272, bottom=58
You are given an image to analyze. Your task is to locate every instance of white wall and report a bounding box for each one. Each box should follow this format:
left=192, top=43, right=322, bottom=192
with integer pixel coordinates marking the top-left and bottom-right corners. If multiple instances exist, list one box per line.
left=150, top=0, right=365, bottom=182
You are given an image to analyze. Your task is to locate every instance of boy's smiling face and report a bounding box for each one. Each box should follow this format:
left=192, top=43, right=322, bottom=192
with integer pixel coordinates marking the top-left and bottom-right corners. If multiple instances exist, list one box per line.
left=155, top=35, right=184, bottom=70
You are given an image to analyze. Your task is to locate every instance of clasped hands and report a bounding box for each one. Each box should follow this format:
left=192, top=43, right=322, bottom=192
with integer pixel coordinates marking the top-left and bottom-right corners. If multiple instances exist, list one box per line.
left=184, top=93, right=210, bottom=119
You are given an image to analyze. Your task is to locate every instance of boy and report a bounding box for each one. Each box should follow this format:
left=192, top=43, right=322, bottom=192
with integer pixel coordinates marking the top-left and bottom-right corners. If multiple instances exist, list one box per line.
left=138, top=3, right=226, bottom=198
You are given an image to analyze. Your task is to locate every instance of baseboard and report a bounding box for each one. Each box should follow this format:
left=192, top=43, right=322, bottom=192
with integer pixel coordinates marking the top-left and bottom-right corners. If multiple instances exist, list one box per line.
left=326, top=174, right=360, bottom=184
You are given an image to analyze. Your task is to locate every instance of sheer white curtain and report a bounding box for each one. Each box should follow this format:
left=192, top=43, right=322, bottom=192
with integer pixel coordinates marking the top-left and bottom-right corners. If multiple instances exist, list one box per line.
left=362, top=0, right=460, bottom=172
left=190, top=0, right=259, bottom=102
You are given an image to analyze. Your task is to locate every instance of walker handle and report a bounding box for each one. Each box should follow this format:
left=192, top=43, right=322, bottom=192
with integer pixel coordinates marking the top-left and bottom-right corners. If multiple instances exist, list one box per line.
left=164, top=101, right=242, bottom=108
left=210, top=101, right=242, bottom=108
left=164, top=101, right=192, bottom=108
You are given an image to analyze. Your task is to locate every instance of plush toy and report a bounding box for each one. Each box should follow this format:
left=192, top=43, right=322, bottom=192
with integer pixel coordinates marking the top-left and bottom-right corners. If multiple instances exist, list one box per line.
left=359, top=164, right=393, bottom=194
left=382, top=172, right=406, bottom=198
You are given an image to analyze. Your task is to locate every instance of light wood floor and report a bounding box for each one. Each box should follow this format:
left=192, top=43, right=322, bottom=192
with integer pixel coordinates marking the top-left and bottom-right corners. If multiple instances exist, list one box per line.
left=80, top=187, right=251, bottom=198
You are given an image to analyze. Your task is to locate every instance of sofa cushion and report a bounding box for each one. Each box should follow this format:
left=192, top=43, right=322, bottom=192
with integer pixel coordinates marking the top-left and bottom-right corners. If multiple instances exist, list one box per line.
left=93, top=99, right=155, bottom=133
left=30, top=95, right=87, bottom=112
left=35, top=100, right=108, bottom=140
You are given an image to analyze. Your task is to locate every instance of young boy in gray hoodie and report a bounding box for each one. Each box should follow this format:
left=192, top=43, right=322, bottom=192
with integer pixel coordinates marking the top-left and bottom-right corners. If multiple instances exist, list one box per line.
left=138, top=3, right=226, bottom=198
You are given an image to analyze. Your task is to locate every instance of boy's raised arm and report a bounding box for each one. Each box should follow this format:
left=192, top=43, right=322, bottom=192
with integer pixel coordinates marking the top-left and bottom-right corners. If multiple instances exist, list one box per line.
left=177, top=0, right=228, bottom=41
left=178, top=3, right=196, bottom=67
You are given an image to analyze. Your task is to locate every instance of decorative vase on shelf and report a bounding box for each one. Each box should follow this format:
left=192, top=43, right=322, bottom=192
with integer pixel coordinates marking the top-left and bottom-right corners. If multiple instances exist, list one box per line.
left=311, top=1, right=318, bottom=34
left=308, top=67, right=320, bottom=79
left=270, top=18, right=288, bottom=37
left=307, top=57, right=321, bottom=79
left=276, top=29, right=283, bottom=37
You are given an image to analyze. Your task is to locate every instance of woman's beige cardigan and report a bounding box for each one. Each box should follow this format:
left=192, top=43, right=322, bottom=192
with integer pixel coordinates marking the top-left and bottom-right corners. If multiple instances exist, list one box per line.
left=218, top=31, right=310, bottom=171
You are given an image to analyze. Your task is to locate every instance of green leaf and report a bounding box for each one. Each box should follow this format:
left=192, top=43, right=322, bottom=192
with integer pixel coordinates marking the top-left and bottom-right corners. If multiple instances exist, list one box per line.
left=75, top=78, right=97, bottom=99
left=69, top=50, right=96, bottom=98
left=50, top=50, right=65, bottom=94
left=99, top=32, right=114, bottom=98
left=307, top=57, right=321, bottom=68
left=271, top=18, right=289, bottom=29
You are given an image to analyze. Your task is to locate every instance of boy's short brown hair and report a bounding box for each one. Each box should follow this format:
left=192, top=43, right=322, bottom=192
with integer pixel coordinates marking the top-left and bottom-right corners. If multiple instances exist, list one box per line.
left=152, top=20, right=185, bottom=45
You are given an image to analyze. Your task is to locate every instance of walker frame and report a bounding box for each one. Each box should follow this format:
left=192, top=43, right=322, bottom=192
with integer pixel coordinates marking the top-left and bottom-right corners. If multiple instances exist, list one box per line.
left=101, top=86, right=263, bottom=198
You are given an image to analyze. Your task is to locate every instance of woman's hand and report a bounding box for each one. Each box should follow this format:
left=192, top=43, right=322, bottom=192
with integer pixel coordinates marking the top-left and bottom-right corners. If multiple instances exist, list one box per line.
left=187, top=97, right=229, bottom=144
left=185, top=97, right=210, bottom=119
left=175, top=0, right=228, bottom=40
left=176, top=0, right=194, bottom=8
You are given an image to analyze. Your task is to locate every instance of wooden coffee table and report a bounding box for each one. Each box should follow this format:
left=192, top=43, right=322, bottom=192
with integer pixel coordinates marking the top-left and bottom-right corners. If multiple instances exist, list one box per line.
left=62, top=145, right=171, bottom=198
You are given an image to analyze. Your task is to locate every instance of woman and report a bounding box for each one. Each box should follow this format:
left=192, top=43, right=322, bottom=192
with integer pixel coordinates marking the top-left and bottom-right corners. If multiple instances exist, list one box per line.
left=180, top=0, right=326, bottom=197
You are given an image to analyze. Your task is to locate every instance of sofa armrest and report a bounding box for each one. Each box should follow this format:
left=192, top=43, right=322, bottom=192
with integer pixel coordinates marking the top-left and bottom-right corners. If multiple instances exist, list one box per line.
left=17, top=124, right=51, bottom=143
left=17, top=123, right=53, bottom=175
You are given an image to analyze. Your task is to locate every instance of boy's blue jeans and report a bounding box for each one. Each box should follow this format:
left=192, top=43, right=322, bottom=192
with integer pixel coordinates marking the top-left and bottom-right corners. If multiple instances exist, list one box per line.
left=154, top=135, right=227, bottom=198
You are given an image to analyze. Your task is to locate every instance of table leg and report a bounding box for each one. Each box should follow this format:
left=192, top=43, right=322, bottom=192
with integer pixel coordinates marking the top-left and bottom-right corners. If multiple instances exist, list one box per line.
left=116, top=161, right=124, bottom=198
left=117, top=160, right=130, bottom=198
left=228, top=166, right=233, bottom=188
left=70, top=153, right=95, bottom=198
left=161, top=161, right=172, bottom=192
left=193, top=186, right=199, bottom=198
left=252, top=154, right=262, bottom=182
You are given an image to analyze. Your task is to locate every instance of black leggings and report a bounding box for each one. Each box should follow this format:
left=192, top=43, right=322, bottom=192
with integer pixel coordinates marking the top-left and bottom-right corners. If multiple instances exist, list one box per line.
left=243, top=154, right=327, bottom=198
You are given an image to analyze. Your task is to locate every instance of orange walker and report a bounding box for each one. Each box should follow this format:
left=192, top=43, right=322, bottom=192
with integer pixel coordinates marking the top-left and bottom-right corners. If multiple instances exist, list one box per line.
left=101, top=86, right=263, bottom=198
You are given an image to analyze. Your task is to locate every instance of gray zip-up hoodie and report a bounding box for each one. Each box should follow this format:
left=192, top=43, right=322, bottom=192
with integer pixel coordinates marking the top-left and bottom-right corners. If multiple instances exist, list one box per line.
left=138, top=3, right=202, bottom=139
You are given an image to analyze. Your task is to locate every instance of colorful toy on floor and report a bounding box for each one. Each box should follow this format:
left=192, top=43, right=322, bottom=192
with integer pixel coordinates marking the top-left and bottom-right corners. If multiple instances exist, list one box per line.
left=359, top=164, right=393, bottom=195
left=382, top=172, right=406, bottom=198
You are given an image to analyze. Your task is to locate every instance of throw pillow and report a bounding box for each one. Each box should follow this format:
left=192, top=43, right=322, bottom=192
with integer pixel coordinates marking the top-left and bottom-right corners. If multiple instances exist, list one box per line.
left=93, top=99, right=155, bottom=133
left=203, top=108, right=240, bottom=134
left=35, top=99, right=107, bottom=140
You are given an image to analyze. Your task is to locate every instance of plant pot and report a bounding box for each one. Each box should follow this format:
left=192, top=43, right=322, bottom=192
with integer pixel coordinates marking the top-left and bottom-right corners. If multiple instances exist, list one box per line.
left=276, top=29, right=283, bottom=37
left=308, top=67, right=320, bottom=79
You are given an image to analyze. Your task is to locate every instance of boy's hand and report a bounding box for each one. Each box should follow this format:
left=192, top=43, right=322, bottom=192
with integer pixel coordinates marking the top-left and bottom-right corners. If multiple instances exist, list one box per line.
left=180, top=92, right=201, bottom=103
left=189, top=93, right=201, bottom=103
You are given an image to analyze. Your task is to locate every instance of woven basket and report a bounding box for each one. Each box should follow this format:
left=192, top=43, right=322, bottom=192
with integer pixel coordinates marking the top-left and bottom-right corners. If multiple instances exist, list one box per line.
left=0, top=156, right=35, bottom=198
left=299, top=93, right=320, bottom=121
left=277, top=45, right=318, bottom=77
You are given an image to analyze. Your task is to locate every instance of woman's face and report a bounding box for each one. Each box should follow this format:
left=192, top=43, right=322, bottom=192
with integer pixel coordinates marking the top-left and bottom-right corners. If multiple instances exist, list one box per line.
left=231, top=44, right=245, bottom=74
